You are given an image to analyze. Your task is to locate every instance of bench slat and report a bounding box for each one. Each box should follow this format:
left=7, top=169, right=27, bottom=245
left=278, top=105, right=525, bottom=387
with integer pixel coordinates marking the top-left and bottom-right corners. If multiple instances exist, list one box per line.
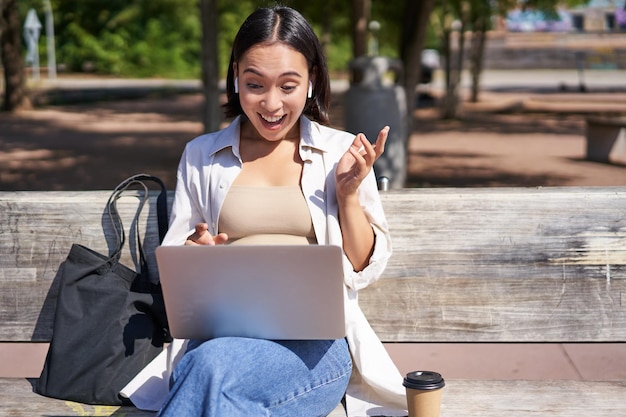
left=361, top=276, right=626, bottom=341
left=365, top=187, right=626, bottom=342
left=1, top=188, right=625, bottom=342
left=0, top=191, right=166, bottom=341
left=0, top=378, right=346, bottom=417
left=0, top=378, right=154, bottom=416
left=441, top=379, right=626, bottom=417
left=2, top=378, right=625, bottom=417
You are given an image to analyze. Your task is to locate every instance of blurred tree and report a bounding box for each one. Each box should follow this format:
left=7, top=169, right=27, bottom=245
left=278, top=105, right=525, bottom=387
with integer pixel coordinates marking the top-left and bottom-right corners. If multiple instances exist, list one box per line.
left=0, top=0, right=30, bottom=111
left=53, top=0, right=201, bottom=77
left=438, top=0, right=466, bottom=119
left=351, top=0, right=371, bottom=58
left=200, top=0, right=220, bottom=132
left=468, top=0, right=492, bottom=103
left=399, top=0, right=436, bottom=122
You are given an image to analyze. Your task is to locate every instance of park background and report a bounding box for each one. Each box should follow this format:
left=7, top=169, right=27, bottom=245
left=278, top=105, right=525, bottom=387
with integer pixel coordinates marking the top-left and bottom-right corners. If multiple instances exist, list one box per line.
left=1, top=0, right=626, bottom=382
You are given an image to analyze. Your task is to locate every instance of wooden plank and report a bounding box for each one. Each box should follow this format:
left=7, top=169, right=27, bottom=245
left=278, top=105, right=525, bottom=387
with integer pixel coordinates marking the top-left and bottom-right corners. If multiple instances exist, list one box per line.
left=360, top=276, right=626, bottom=342
left=0, top=378, right=346, bottom=417
left=379, top=188, right=626, bottom=274
left=440, top=380, right=626, bottom=417
left=0, top=191, right=171, bottom=341
left=368, top=187, right=626, bottom=341
left=0, top=378, right=154, bottom=416
left=0, top=191, right=169, bottom=275
left=1, top=188, right=625, bottom=342
left=2, top=378, right=624, bottom=417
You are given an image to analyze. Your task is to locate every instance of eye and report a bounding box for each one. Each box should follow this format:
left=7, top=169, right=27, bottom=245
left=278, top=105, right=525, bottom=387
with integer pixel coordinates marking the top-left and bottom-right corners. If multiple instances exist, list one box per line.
left=281, top=84, right=297, bottom=93
left=246, top=83, right=262, bottom=90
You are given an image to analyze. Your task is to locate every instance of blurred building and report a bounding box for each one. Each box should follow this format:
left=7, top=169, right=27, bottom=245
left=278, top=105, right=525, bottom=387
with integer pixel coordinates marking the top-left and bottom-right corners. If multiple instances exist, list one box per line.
left=481, top=1, right=626, bottom=70
left=506, top=0, right=625, bottom=33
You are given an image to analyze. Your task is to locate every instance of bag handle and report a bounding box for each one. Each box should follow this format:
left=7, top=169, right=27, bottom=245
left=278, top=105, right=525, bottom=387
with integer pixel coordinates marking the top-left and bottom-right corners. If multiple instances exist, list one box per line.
left=106, top=174, right=169, bottom=265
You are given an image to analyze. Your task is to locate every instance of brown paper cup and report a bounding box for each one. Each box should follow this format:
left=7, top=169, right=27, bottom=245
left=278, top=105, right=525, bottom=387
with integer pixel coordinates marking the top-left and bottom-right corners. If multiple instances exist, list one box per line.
left=403, top=371, right=445, bottom=417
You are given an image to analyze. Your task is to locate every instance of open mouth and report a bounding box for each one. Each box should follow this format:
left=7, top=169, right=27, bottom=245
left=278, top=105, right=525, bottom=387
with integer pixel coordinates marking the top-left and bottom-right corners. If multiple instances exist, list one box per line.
left=259, top=114, right=286, bottom=129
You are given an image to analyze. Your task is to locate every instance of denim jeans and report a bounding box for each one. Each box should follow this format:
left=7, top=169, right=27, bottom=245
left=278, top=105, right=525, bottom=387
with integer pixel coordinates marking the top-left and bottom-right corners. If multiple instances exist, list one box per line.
left=157, top=337, right=352, bottom=417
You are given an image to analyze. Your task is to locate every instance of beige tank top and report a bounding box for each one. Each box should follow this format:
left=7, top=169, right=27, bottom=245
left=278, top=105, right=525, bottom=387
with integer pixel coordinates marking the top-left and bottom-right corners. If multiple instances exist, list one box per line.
left=219, top=186, right=317, bottom=245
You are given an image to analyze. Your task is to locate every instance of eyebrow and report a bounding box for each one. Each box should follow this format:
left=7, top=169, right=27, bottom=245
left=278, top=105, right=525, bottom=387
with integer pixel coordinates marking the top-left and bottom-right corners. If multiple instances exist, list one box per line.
left=242, top=68, right=303, bottom=78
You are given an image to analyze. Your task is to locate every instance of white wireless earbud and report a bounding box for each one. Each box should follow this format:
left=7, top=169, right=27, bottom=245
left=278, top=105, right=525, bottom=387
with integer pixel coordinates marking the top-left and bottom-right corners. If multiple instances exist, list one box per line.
left=307, top=81, right=313, bottom=99
left=234, top=77, right=239, bottom=94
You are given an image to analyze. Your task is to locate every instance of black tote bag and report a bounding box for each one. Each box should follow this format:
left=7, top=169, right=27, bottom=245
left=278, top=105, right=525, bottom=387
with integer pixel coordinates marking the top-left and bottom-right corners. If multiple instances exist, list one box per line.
left=36, top=174, right=171, bottom=405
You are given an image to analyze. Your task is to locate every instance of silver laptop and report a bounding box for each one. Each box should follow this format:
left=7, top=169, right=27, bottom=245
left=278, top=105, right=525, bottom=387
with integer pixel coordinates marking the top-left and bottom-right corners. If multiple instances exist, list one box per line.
left=155, top=245, right=346, bottom=340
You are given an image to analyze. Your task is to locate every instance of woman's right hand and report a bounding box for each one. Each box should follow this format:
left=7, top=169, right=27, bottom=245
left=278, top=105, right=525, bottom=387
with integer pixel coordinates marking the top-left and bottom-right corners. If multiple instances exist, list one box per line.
left=185, top=223, right=229, bottom=246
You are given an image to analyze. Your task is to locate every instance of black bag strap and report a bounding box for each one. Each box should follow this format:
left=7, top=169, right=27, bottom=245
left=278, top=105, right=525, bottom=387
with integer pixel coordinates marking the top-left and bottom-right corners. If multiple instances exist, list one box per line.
left=106, top=174, right=169, bottom=267
left=109, top=174, right=168, bottom=241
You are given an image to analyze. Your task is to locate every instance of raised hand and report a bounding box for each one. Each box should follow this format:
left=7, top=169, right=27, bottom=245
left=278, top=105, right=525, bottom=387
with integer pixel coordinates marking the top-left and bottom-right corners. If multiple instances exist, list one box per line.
left=335, top=126, right=388, bottom=200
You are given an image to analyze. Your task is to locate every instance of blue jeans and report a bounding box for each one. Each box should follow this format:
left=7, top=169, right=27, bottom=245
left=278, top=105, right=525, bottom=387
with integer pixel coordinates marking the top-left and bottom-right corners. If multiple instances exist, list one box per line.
left=157, top=337, right=352, bottom=417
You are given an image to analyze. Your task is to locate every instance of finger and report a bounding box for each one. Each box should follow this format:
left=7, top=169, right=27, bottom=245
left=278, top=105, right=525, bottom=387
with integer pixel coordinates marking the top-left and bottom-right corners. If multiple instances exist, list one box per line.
left=185, top=223, right=209, bottom=245
left=214, top=233, right=229, bottom=245
left=348, top=139, right=368, bottom=167
left=195, top=223, right=209, bottom=234
left=356, top=134, right=377, bottom=166
left=374, top=126, right=389, bottom=158
left=192, top=223, right=209, bottom=241
left=184, top=238, right=199, bottom=246
left=350, top=133, right=367, bottom=152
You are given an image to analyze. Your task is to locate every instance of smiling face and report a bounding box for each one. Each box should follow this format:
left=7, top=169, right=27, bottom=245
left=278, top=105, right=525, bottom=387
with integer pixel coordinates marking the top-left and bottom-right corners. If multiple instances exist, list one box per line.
left=235, top=42, right=311, bottom=142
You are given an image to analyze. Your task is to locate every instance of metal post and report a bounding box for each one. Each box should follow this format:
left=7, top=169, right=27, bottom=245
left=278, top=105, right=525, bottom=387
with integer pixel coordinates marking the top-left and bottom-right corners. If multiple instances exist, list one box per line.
left=377, top=176, right=390, bottom=191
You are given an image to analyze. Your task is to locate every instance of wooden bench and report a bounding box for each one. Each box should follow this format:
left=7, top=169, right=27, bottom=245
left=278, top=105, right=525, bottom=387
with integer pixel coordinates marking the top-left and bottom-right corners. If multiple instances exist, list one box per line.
left=586, top=116, right=626, bottom=164
left=1, top=187, right=625, bottom=416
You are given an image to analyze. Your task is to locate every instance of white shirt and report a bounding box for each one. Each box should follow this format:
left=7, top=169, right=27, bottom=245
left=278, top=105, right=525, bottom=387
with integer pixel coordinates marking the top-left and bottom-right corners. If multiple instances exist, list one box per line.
left=120, top=116, right=407, bottom=416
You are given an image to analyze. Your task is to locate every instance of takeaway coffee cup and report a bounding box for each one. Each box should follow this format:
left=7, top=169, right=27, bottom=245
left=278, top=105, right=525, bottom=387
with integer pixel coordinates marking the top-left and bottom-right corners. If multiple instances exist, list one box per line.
left=403, top=371, right=445, bottom=417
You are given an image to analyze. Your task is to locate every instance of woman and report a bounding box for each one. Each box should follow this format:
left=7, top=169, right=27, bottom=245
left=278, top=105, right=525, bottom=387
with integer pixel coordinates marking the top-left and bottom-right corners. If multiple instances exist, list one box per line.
left=122, top=6, right=407, bottom=417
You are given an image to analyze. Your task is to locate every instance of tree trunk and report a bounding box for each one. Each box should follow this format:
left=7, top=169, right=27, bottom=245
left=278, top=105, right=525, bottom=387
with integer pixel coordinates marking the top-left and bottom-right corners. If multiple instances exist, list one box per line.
left=200, top=0, right=221, bottom=133
left=400, top=0, right=435, bottom=121
left=350, top=0, right=371, bottom=59
left=1, top=0, right=30, bottom=112
left=439, top=10, right=454, bottom=118
left=320, top=3, right=332, bottom=57
left=469, top=5, right=489, bottom=103
left=440, top=7, right=466, bottom=120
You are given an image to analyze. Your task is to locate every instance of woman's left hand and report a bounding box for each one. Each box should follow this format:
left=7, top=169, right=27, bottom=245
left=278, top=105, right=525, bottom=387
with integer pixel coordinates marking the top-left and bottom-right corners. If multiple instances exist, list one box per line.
left=335, top=126, right=389, bottom=200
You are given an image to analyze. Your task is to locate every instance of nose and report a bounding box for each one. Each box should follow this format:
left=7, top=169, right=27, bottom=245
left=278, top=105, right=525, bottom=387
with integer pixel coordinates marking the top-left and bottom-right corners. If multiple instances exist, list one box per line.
left=261, top=87, right=281, bottom=112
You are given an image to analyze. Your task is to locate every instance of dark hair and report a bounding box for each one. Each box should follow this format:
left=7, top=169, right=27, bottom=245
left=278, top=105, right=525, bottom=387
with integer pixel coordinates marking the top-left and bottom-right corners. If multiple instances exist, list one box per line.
left=223, top=6, right=331, bottom=125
